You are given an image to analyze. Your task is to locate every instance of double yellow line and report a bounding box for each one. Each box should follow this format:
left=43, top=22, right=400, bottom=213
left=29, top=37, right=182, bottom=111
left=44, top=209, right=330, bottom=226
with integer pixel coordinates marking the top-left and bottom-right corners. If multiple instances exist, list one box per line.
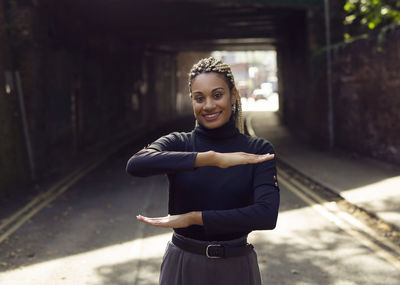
left=0, top=119, right=190, bottom=245
left=278, top=168, right=400, bottom=271
left=0, top=125, right=148, bottom=244
left=0, top=162, right=101, bottom=244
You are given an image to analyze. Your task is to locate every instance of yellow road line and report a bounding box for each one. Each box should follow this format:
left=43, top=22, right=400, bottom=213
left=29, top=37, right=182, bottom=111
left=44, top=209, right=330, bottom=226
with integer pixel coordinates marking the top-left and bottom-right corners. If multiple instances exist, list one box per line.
left=279, top=168, right=400, bottom=256
left=0, top=162, right=100, bottom=244
left=0, top=124, right=157, bottom=244
left=278, top=170, right=400, bottom=272
left=0, top=168, right=82, bottom=232
left=0, top=134, right=130, bottom=243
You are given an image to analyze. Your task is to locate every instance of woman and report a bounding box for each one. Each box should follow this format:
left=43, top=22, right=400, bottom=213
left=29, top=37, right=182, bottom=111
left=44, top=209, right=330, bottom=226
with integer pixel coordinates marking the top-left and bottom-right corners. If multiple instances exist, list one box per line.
left=126, top=57, right=280, bottom=284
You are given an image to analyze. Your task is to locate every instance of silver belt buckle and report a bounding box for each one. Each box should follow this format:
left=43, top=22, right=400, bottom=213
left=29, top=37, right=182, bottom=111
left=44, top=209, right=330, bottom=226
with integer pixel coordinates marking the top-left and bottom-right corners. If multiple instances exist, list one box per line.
left=206, top=244, right=223, bottom=258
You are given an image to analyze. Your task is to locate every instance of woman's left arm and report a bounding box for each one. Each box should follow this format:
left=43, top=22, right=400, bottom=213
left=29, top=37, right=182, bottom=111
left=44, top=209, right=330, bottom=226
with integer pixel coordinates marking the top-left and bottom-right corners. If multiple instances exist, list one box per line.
left=137, top=145, right=280, bottom=233
left=201, top=186, right=279, bottom=234
left=136, top=183, right=279, bottom=232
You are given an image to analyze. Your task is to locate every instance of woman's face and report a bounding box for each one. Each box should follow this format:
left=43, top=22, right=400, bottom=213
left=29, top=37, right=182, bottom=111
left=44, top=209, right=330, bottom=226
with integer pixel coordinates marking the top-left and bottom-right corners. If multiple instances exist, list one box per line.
left=191, top=72, right=237, bottom=129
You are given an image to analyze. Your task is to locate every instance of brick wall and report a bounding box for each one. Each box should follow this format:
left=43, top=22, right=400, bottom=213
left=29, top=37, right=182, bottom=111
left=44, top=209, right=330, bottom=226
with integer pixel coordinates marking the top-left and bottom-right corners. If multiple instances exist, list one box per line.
left=306, top=20, right=400, bottom=165
left=331, top=25, right=400, bottom=164
left=279, top=1, right=400, bottom=166
left=0, top=2, right=182, bottom=195
left=0, top=0, right=29, bottom=194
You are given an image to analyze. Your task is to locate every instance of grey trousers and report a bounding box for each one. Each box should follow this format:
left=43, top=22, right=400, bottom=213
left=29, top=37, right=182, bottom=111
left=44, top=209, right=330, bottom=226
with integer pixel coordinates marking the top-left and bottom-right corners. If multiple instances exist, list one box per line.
left=159, top=233, right=262, bottom=285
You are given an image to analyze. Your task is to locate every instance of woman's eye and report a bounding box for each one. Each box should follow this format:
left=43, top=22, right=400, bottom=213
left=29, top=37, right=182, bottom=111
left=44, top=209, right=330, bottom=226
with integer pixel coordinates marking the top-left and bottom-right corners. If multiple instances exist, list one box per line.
left=195, top=97, right=204, bottom=103
left=214, top=93, right=222, bottom=99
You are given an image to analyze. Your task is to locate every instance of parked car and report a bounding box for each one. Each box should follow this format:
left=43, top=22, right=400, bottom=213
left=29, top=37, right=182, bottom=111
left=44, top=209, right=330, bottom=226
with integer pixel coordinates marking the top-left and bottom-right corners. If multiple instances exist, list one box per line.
left=251, top=83, right=273, bottom=100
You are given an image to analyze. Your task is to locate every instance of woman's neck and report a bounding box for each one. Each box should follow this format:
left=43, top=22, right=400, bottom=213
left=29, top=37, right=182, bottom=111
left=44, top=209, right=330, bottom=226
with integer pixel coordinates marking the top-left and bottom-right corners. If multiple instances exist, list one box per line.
left=194, top=115, right=239, bottom=139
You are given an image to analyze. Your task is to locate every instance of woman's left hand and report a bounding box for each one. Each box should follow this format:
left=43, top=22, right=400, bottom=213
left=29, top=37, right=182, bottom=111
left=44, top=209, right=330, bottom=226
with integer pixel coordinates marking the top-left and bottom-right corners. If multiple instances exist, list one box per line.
left=136, top=211, right=203, bottom=228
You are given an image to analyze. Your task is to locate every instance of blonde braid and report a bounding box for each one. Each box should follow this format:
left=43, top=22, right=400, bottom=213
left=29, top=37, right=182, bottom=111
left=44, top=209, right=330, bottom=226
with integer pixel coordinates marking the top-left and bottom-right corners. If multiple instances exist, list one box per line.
left=188, top=57, right=244, bottom=134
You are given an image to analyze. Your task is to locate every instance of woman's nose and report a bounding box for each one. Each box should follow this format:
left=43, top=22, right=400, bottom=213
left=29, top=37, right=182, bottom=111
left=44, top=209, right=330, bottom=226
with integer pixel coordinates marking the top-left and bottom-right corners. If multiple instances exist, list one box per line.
left=203, top=98, right=216, bottom=110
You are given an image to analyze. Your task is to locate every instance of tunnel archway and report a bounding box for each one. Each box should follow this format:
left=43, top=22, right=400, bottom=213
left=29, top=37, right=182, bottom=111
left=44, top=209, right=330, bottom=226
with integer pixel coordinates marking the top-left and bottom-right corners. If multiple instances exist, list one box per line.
left=3, top=0, right=336, bottom=191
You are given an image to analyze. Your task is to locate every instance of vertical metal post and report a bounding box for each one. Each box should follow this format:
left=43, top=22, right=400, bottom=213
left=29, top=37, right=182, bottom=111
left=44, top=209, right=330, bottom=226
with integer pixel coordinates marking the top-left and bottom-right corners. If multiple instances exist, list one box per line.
left=14, top=71, right=36, bottom=180
left=324, top=0, right=334, bottom=149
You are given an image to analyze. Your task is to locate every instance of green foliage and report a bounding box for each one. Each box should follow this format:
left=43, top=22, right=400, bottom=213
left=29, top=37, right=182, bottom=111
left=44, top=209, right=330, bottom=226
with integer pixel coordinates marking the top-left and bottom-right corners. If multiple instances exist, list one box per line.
left=343, top=0, right=400, bottom=37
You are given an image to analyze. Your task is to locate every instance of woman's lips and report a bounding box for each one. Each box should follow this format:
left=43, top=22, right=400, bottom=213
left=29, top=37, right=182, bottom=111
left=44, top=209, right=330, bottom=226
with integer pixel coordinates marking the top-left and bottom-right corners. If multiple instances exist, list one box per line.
left=203, top=112, right=221, bottom=121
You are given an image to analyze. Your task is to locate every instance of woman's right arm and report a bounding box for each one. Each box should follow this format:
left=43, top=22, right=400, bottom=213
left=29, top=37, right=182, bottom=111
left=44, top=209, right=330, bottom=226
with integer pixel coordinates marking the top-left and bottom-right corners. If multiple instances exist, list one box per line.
left=126, top=132, right=198, bottom=177
left=126, top=148, right=197, bottom=177
left=127, top=132, right=274, bottom=177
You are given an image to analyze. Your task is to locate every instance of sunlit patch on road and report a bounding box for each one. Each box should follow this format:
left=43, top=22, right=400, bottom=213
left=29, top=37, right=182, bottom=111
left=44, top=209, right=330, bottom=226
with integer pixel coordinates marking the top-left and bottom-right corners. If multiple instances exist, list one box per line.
left=340, top=176, right=400, bottom=228
left=250, top=203, right=400, bottom=285
left=0, top=233, right=171, bottom=285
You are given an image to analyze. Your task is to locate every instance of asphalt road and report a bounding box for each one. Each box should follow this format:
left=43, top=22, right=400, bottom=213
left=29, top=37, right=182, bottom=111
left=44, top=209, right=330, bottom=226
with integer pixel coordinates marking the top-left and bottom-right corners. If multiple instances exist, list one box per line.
left=0, top=112, right=399, bottom=284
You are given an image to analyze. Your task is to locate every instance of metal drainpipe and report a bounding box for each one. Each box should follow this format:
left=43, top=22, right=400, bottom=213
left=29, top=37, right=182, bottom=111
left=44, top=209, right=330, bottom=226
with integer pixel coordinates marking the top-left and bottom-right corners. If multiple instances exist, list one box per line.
left=14, top=71, right=36, bottom=181
left=324, top=0, right=334, bottom=149
left=3, top=0, right=37, bottom=181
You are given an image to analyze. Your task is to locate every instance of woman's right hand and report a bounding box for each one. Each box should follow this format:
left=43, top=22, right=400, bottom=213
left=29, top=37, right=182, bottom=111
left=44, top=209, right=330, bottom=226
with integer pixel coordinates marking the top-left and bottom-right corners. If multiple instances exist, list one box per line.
left=194, top=150, right=274, bottom=168
left=215, top=152, right=274, bottom=168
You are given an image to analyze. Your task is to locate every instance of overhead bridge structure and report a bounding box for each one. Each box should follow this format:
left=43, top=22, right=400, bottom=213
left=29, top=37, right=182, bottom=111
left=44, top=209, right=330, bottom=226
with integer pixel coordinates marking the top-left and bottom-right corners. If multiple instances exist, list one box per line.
left=50, top=0, right=323, bottom=50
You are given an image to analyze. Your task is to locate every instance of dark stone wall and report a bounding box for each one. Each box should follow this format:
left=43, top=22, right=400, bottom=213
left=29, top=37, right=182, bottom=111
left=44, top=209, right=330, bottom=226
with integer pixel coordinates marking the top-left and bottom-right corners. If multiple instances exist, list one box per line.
left=331, top=26, right=400, bottom=164
left=0, top=0, right=29, bottom=192
left=276, top=9, right=310, bottom=142
left=14, top=28, right=146, bottom=181
left=305, top=0, right=400, bottom=165
left=0, top=1, right=182, bottom=196
left=305, top=0, right=345, bottom=148
left=279, top=0, right=346, bottom=148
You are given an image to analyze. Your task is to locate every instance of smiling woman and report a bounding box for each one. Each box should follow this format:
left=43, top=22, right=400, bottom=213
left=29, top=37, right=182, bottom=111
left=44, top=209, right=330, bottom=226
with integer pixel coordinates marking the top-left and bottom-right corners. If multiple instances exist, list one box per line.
left=189, top=57, right=244, bottom=133
left=126, top=57, right=280, bottom=285
left=191, top=73, right=237, bottom=129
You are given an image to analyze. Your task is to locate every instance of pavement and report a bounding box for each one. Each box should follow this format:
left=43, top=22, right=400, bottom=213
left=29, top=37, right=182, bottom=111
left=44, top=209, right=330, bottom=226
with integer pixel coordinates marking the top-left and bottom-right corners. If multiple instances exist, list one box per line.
left=246, top=111, right=400, bottom=230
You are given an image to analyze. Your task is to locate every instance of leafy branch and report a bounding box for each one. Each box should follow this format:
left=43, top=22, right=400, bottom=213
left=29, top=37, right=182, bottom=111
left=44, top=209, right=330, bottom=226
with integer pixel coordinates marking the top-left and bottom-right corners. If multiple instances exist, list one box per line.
left=343, top=0, right=400, bottom=39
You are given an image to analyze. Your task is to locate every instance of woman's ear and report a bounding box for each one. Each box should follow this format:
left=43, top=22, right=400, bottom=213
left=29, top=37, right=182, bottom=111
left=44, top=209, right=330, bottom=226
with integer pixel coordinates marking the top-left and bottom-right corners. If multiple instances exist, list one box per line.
left=231, top=87, right=238, bottom=104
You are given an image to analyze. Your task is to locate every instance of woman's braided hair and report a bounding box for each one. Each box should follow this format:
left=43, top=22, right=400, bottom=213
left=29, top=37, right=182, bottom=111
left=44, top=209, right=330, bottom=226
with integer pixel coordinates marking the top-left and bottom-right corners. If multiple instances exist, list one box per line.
left=188, top=57, right=244, bottom=134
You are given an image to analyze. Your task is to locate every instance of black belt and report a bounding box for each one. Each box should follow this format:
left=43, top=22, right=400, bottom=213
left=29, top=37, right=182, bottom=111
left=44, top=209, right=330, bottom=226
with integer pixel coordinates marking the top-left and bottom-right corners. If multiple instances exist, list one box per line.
left=172, top=234, right=254, bottom=259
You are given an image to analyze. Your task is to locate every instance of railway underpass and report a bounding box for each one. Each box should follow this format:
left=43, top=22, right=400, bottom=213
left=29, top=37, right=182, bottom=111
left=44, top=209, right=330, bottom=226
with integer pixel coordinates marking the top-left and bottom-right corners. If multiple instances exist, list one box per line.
left=1, top=1, right=400, bottom=284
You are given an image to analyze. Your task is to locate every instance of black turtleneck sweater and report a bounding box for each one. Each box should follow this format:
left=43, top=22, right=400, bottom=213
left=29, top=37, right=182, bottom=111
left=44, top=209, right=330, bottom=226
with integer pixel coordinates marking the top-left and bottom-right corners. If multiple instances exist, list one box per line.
left=126, top=117, right=280, bottom=241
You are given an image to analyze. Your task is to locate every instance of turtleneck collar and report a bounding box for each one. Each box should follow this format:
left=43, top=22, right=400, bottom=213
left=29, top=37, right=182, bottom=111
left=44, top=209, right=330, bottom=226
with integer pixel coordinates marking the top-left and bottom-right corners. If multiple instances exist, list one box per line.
left=194, top=115, right=239, bottom=139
